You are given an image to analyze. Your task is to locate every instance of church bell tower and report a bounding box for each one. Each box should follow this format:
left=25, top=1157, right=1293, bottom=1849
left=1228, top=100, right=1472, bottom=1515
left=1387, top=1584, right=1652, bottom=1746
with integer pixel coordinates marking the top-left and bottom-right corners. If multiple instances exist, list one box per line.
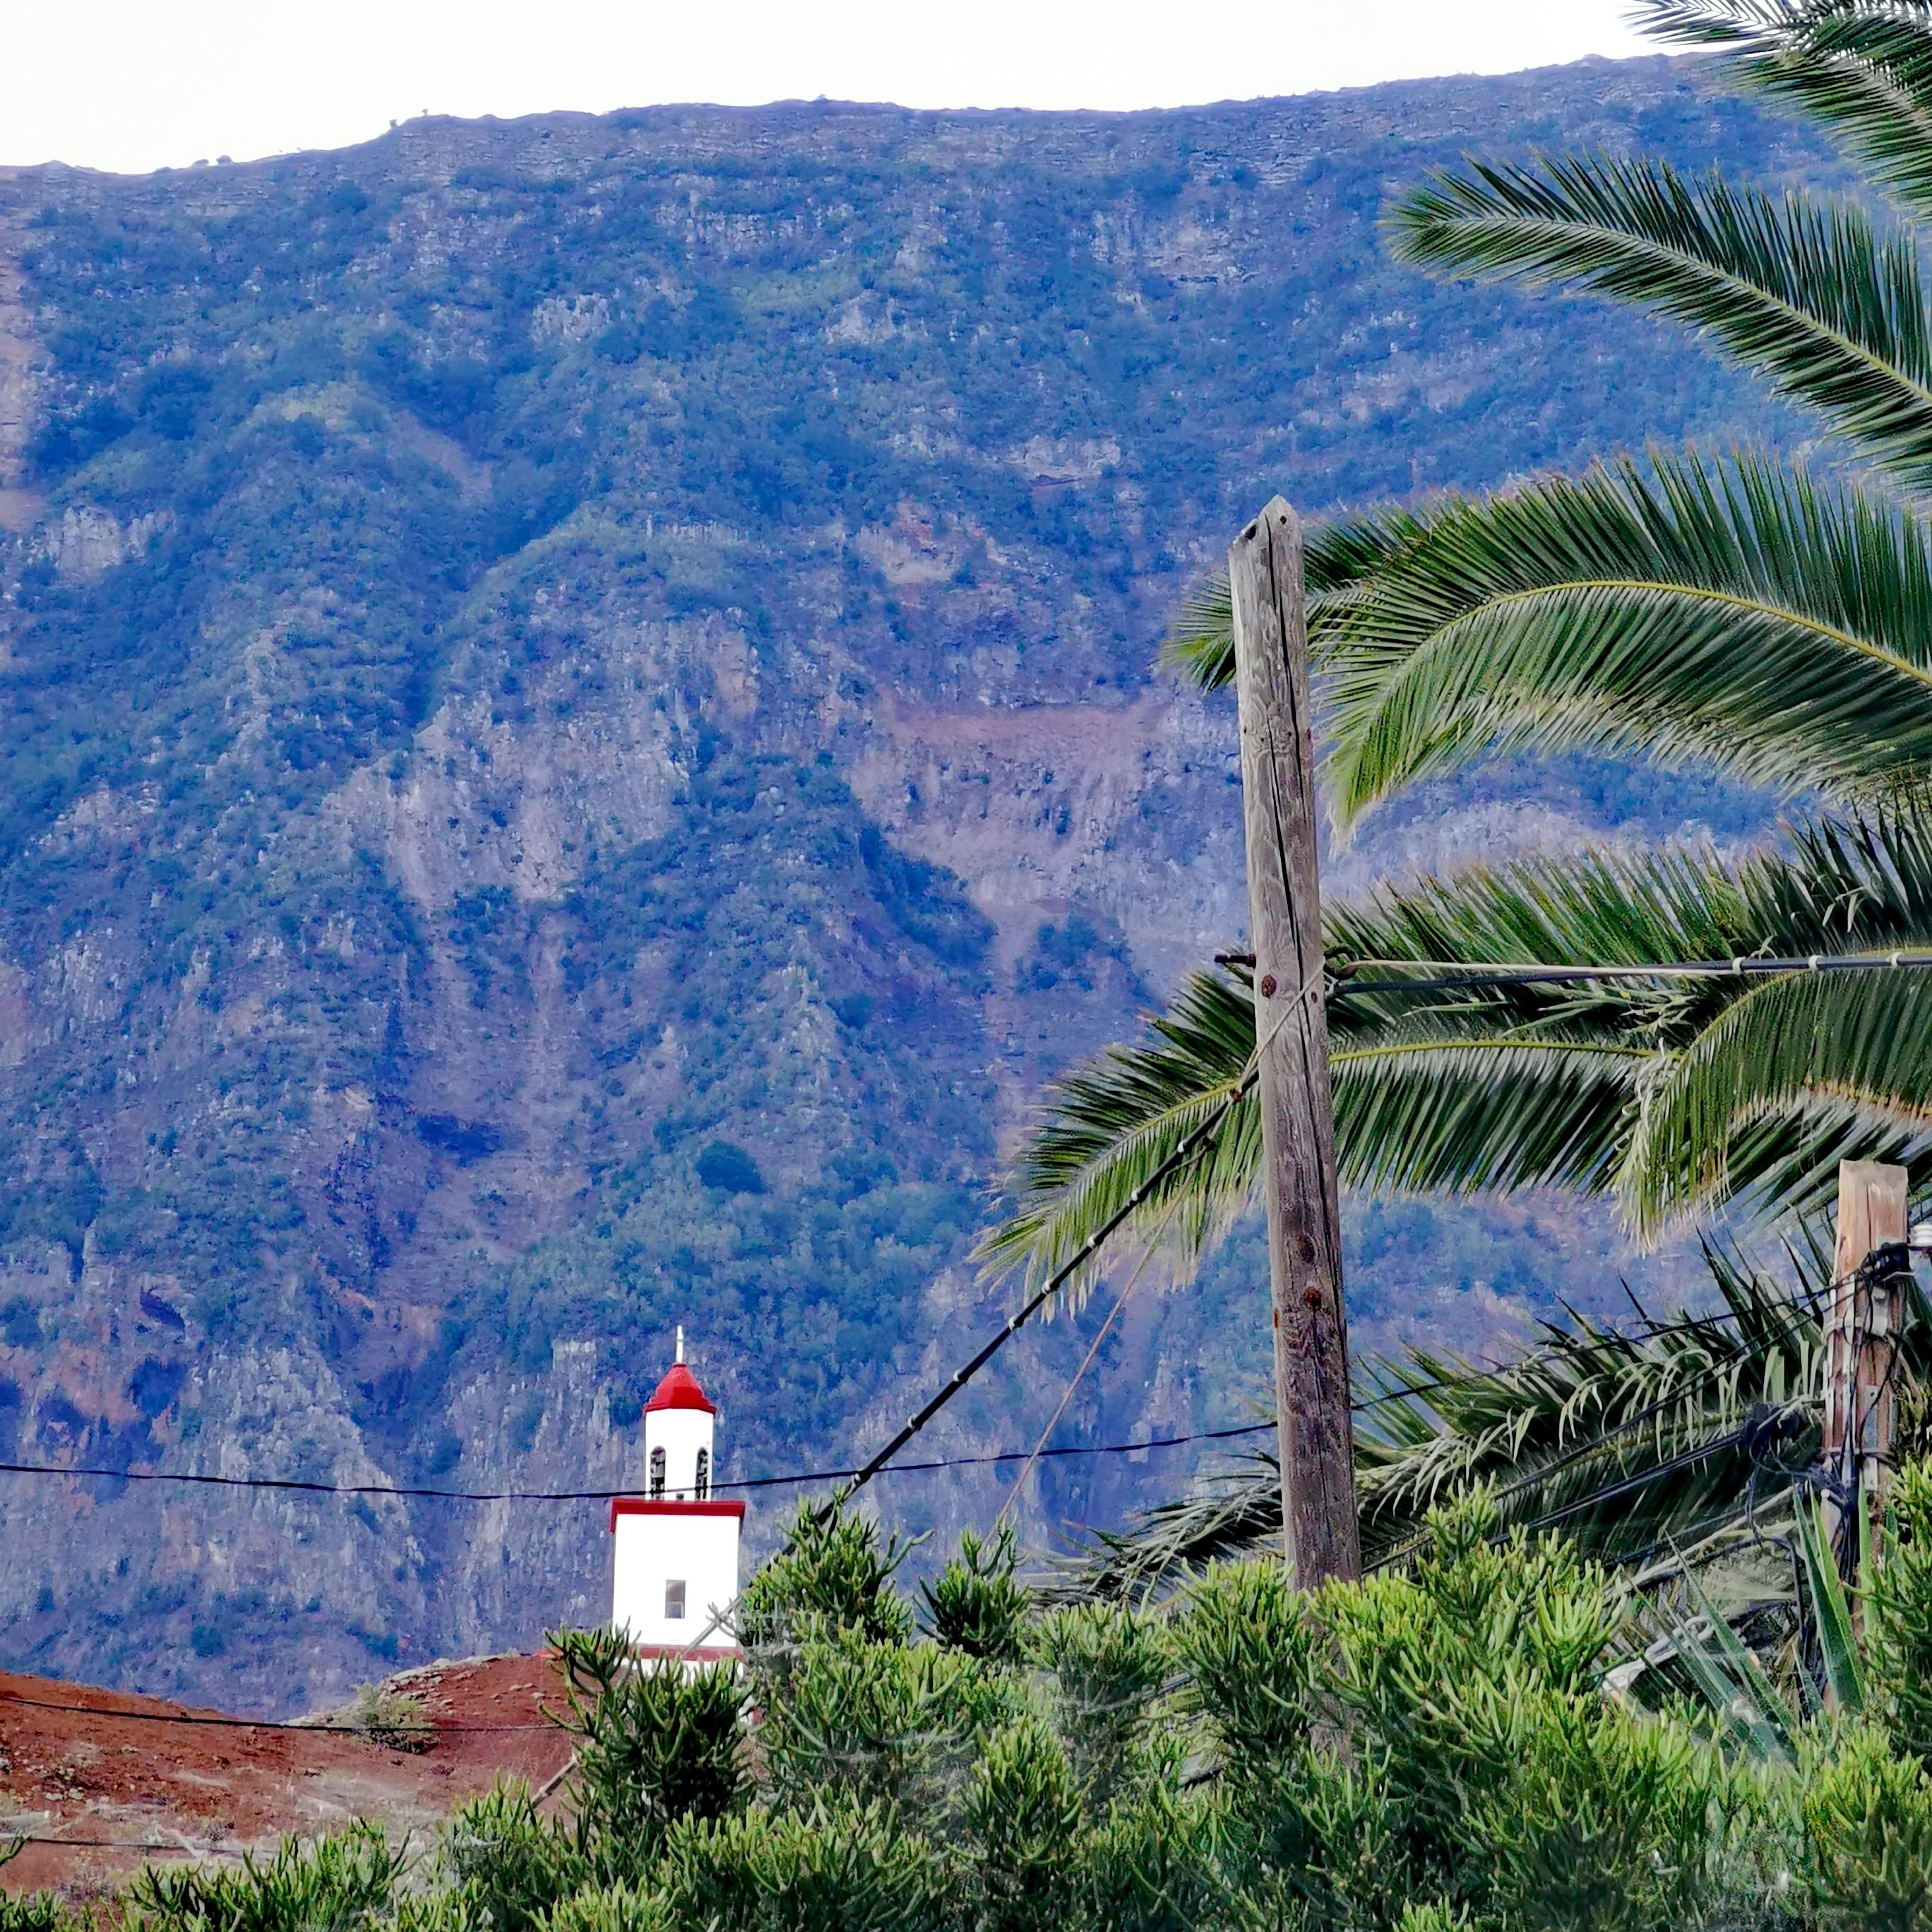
left=609, top=1329, right=744, bottom=1659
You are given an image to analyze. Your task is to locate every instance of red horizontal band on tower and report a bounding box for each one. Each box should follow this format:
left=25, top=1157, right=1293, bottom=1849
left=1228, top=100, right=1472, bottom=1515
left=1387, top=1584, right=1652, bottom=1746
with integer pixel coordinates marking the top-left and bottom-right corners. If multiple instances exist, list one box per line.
left=608, top=1496, right=748, bottom=1532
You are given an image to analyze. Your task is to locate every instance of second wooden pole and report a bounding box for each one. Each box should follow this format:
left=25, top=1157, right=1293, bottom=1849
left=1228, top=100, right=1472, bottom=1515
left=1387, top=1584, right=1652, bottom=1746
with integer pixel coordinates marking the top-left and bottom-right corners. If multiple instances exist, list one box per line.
left=1826, top=1158, right=1908, bottom=1570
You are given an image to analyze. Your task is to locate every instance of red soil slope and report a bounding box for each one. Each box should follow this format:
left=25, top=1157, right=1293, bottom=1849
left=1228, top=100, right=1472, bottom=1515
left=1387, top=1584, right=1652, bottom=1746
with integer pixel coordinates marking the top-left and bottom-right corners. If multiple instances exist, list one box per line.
left=0, top=1654, right=573, bottom=1900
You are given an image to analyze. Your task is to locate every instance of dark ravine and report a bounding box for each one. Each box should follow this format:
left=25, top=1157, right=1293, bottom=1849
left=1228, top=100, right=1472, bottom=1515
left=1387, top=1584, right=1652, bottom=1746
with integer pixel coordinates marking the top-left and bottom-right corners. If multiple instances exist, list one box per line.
left=0, top=58, right=1811, bottom=1708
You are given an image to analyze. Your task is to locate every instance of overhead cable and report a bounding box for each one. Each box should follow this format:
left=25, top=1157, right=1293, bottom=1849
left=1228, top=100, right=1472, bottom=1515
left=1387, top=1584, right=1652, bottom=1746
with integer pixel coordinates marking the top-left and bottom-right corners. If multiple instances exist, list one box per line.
left=1340, top=949, right=1932, bottom=989
left=1, top=1830, right=246, bottom=1858
left=1215, top=947, right=1932, bottom=996
left=0, top=1418, right=1281, bottom=1506
left=1365, top=1349, right=1758, bottom=1574
left=820, top=973, right=1325, bottom=1515
left=0, top=1690, right=551, bottom=1734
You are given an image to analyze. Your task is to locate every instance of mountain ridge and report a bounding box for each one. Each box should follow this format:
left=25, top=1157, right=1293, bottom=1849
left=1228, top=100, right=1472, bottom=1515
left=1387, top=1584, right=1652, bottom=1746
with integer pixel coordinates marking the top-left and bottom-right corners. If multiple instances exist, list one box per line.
left=0, top=54, right=1815, bottom=1707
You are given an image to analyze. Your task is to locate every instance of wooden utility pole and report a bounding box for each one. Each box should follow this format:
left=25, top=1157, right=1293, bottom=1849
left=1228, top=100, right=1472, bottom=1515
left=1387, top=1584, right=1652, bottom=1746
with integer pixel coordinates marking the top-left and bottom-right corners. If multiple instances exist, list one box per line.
left=1229, top=496, right=1361, bottom=1587
left=1825, top=1159, right=1908, bottom=1563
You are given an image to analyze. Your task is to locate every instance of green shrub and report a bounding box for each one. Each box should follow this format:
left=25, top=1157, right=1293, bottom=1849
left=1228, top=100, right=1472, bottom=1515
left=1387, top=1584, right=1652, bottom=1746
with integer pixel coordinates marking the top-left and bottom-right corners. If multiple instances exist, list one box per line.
left=1873, top=1462, right=1932, bottom=1765
left=0, top=1902, right=69, bottom=1932
left=962, top=1717, right=1082, bottom=1932
left=1030, top=1600, right=1173, bottom=1811
left=1174, top=1554, right=1318, bottom=1762
left=342, top=1682, right=432, bottom=1753
left=1077, top=1781, right=1217, bottom=1932
left=1175, top=1491, right=1720, bottom=1927
left=755, top=1623, right=1019, bottom=1823
left=539, top=1885, right=669, bottom=1932
left=657, top=1799, right=949, bottom=1931
left=738, top=1501, right=916, bottom=1650
left=919, top=1525, right=1030, bottom=1664
left=1458, top=1683, right=1728, bottom=1932
left=93, top=1495, right=1932, bottom=1930
left=443, top=1784, right=586, bottom=1932
left=551, top=1626, right=749, bottom=1880
left=124, top=1822, right=402, bottom=1932
left=1803, top=1722, right=1932, bottom=1931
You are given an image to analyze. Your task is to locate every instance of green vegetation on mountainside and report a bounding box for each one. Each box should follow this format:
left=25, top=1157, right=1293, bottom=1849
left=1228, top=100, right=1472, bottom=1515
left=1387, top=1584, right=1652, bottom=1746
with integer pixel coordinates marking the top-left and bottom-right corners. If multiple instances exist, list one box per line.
left=0, top=60, right=1835, bottom=1700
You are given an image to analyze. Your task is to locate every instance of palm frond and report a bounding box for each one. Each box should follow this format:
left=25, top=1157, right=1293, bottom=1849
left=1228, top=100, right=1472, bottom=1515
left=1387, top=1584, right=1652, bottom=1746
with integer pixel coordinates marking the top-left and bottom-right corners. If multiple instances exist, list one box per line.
left=1334, top=1032, right=1642, bottom=1197
left=986, top=811, right=1932, bottom=1288
left=1618, top=960, right=1932, bottom=1233
left=1352, top=1247, right=1825, bottom=1564
left=1387, top=150, right=1932, bottom=487
left=1320, top=448, right=1932, bottom=823
left=1794, top=1491, right=1870, bottom=1707
left=1155, top=505, right=1430, bottom=695
left=972, top=967, right=1260, bottom=1306
left=1159, top=573, right=1235, bottom=693
left=1327, top=835, right=1761, bottom=985
left=1053, top=1437, right=1285, bottom=1604
left=1343, top=813, right=1932, bottom=1228
left=1639, top=0, right=1932, bottom=227
left=975, top=958, right=1646, bottom=1296
left=1061, top=1241, right=1838, bottom=1602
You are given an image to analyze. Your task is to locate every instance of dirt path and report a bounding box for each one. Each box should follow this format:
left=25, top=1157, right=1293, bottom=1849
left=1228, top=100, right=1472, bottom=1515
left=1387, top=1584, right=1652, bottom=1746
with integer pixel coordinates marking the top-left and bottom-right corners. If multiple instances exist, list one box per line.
left=0, top=1654, right=573, bottom=1900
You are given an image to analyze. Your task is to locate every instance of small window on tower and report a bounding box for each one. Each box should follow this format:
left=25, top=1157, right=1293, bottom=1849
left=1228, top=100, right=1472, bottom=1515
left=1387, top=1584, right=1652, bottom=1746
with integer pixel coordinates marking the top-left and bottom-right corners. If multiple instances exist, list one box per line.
left=664, top=1578, right=686, bottom=1620
left=648, top=1447, right=665, bottom=1500
left=694, top=1448, right=710, bottom=1500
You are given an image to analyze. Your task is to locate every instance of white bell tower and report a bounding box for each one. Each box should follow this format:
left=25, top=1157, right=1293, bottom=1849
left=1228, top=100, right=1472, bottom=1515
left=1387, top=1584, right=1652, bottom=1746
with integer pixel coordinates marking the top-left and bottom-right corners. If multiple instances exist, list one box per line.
left=609, top=1329, right=744, bottom=1660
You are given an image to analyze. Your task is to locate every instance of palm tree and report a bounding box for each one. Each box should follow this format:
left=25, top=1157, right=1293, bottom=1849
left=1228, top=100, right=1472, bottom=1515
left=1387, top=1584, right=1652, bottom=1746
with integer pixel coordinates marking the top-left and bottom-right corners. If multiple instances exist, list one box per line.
left=984, top=0, right=1932, bottom=1305
left=1061, top=1238, right=1856, bottom=1599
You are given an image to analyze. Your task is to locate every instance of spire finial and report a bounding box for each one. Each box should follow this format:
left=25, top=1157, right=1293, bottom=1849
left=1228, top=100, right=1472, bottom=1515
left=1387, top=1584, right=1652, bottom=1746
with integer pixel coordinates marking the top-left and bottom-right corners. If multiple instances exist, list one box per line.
left=675, top=1324, right=685, bottom=1365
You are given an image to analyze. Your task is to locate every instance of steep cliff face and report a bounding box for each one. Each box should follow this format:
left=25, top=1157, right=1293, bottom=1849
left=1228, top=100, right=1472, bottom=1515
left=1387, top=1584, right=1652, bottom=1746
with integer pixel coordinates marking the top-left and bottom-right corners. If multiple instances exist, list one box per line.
left=0, top=61, right=1809, bottom=1707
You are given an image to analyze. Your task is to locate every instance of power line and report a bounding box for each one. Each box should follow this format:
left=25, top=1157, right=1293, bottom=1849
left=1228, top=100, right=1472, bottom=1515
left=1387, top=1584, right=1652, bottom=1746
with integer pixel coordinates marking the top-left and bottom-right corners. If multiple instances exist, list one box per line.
left=1365, top=1350, right=1758, bottom=1574
left=0, top=1316, right=1820, bottom=1504
left=1348, top=1288, right=1832, bottom=1419
left=1510, top=1424, right=1757, bottom=1539
left=993, top=1204, right=1186, bottom=1539
left=0, top=1281, right=1844, bottom=1506
left=0, top=1419, right=1282, bottom=1507
left=0, top=1690, right=553, bottom=1734
left=819, top=978, right=1325, bottom=1518
left=825, top=1074, right=1258, bottom=1515
left=1216, top=948, right=1932, bottom=993
left=0, top=1014, right=1261, bottom=1524
left=2, top=1831, right=247, bottom=1858
left=0, top=989, right=1876, bottom=1828
left=1614, top=1484, right=1803, bottom=1579
left=840, top=1418, right=1277, bottom=1474
left=0, top=1295, right=1854, bottom=1741
left=1346, top=949, right=1932, bottom=986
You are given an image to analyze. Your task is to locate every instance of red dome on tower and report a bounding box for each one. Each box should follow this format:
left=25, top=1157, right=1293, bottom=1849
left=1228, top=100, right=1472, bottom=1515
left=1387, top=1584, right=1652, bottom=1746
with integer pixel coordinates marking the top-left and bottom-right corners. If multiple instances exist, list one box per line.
left=645, top=1361, right=716, bottom=1415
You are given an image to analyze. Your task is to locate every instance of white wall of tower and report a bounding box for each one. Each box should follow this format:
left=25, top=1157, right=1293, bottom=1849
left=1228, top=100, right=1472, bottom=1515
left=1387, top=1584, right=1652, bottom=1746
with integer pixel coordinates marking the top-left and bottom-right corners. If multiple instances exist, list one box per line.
left=612, top=1508, right=741, bottom=1651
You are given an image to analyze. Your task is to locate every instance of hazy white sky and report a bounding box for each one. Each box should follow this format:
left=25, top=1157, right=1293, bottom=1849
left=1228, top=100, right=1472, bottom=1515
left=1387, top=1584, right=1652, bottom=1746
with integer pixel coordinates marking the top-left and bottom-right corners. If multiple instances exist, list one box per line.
left=7, top=0, right=1654, bottom=176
